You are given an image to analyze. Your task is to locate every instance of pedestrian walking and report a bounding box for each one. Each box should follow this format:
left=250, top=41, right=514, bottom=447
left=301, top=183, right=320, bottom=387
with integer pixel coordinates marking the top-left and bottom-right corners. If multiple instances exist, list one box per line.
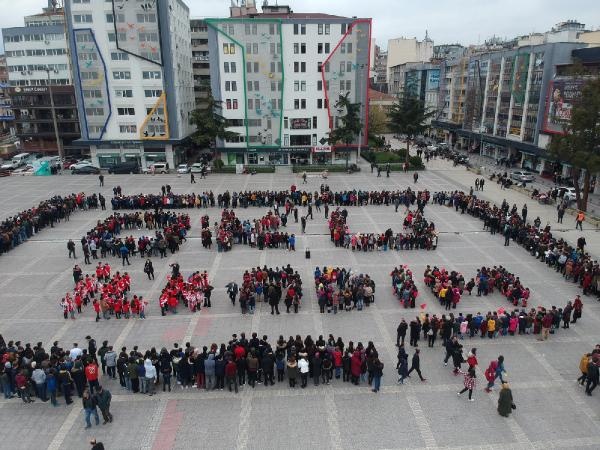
left=67, top=239, right=76, bottom=259
left=98, top=174, right=104, bottom=187
left=457, top=367, right=476, bottom=401
left=82, top=389, right=100, bottom=428
left=497, top=382, right=515, bottom=417
left=576, top=211, right=585, bottom=231
left=371, top=358, right=384, bottom=392
left=407, top=348, right=426, bottom=381
left=94, top=385, right=113, bottom=423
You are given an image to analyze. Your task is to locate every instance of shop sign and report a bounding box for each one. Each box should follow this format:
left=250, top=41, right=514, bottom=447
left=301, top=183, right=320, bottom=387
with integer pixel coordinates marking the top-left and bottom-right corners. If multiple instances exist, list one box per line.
left=312, top=145, right=331, bottom=153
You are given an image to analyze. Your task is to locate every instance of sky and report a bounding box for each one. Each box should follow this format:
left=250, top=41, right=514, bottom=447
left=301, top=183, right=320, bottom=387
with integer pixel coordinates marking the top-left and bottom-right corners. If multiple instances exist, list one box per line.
left=1, top=0, right=599, bottom=52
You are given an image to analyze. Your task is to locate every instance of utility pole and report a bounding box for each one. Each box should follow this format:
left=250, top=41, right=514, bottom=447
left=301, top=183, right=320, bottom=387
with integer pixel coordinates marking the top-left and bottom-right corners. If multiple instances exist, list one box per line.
left=45, top=67, right=63, bottom=164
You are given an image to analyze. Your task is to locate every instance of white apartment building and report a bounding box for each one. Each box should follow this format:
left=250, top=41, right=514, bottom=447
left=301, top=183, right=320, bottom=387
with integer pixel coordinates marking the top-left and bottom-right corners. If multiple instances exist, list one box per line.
left=65, top=0, right=194, bottom=169
left=208, top=2, right=372, bottom=166
left=386, top=35, right=433, bottom=85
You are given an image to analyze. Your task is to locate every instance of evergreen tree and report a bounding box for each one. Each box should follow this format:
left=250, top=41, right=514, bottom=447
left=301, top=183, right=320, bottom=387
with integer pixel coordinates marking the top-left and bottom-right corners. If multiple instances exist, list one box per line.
left=327, top=92, right=362, bottom=166
left=388, top=94, right=434, bottom=166
left=189, top=91, right=237, bottom=150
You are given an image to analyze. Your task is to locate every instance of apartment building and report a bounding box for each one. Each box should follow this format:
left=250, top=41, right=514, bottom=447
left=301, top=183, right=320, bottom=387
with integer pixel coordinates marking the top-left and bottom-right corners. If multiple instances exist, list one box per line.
left=2, top=2, right=80, bottom=155
left=208, top=2, right=371, bottom=166
left=65, top=0, right=194, bottom=169
left=190, top=19, right=211, bottom=110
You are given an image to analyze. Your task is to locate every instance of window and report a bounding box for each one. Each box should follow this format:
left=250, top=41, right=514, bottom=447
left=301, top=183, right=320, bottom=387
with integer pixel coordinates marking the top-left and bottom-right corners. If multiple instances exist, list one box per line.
left=301, top=24, right=306, bottom=35
left=346, top=43, right=352, bottom=53
left=325, top=62, right=330, bottom=72
left=117, top=107, right=135, bottom=115
left=223, top=43, right=235, bottom=54
left=248, top=99, right=254, bottom=110
left=294, top=62, right=299, bottom=73
left=300, top=62, right=305, bottom=73
left=318, top=62, right=322, bottom=73
left=270, top=81, right=281, bottom=92
left=284, top=134, right=289, bottom=146
left=138, top=32, right=158, bottom=42
left=110, top=52, right=129, bottom=61
left=144, top=89, right=162, bottom=97
left=325, top=24, right=330, bottom=35
left=294, top=43, right=299, bottom=54
left=318, top=24, right=323, bottom=35
left=119, top=124, right=137, bottom=133
left=340, top=62, right=345, bottom=74
left=284, top=118, right=289, bottom=129
left=290, top=135, right=311, bottom=146
left=115, top=89, right=133, bottom=98
left=78, top=52, right=96, bottom=61
left=113, top=71, right=131, bottom=80
left=226, top=99, right=232, bottom=109
left=136, top=13, right=156, bottom=23
left=248, top=119, right=262, bottom=127
left=76, top=34, right=92, bottom=43
left=301, top=99, right=306, bottom=109
left=317, top=80, right=322, bottom=91
left=83, top=89, right=101, bottom=99
left=224, top=62, right=230, bottom=73
left=318, top=43, right=323, bottom=54
left=341, top=23, right=347, bottom=34
left=230, top=62, right=236, bottom=73
left=107, top=33, right=116, bottom=42
left=293, top=24, right=299, bottom=35
left=85, top=107, right=104, bottom=116
left=142, top=71, right=161, bottom=80
left=233, top=99, right=238, bottom=110
left=313, top=116, right=318, bottom=128
left=294, top=81, right=299, bottom=91
left=294, top=99, right=306, bottom=110
left=269, top=23, right=276, bottom=35
left=317, top=99, right=323, bottom=109
left=347, top=62, right=352, bottom=72
left=325, top=43, right=330, bottom=53
left=106, top=13, right=114, bottom=23
left=81, top=71, right=99, bottom=80
left=225, top=81, right=238, bottom=92
left=74, top=14, right=93, bottom=24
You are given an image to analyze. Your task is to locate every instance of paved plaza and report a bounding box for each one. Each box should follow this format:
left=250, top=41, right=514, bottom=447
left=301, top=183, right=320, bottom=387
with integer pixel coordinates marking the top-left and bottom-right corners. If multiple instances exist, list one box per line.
left=0, top=161, right=599, bottom=450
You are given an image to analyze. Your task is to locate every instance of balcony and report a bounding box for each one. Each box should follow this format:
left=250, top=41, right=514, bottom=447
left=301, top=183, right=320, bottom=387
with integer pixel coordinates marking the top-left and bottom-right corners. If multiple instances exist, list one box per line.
left=193, top=55, right=209, bottom=62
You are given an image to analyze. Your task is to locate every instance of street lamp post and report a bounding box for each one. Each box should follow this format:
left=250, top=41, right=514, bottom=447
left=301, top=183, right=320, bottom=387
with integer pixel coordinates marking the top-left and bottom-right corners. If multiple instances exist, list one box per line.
left=45, top=67, right=63, bottom=164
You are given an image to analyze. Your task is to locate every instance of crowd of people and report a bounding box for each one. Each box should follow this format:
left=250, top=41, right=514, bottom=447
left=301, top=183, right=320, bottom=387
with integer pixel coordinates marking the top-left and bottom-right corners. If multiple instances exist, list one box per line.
left=314, top=267, right=376, bottom=313
left=108, top=187, right=434, bottom=212
left=391, top=266, right=420, bottom=308
left=158, top=264, right=213, bottom=314
left=577, top=346, right=600, bottom=396
left=64, top=267, right=147, bottom=321
left=1, top=193, right=93, bottom=255
left=433, top=190, right=598, bottom=298
left=328, top=207, right=438, bottom=251
left=210, top=209, right=296, bottom=252
left=473, top=266, right=531, bottom=308
left=71, top=211, right=190, bottom=264
left=236, top=265, right=303, bottom=314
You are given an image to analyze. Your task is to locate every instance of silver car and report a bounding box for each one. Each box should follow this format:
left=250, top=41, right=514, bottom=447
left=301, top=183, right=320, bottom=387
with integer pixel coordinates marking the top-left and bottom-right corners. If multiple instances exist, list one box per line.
left=510, top=170, right=535, bottom=182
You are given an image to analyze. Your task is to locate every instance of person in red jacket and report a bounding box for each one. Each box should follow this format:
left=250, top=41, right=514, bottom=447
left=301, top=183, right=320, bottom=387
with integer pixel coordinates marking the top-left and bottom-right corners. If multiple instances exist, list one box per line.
left=93, top=300, right=101, bottom=322
left=539, top=311, right=553, bottom=341
left=85, top=361, right=100, bottom=394
left=225, top=359, right=238, bottom=393
left=15, top=371, right=34, bottom=403
left=332, top=347, right=343, bottom=379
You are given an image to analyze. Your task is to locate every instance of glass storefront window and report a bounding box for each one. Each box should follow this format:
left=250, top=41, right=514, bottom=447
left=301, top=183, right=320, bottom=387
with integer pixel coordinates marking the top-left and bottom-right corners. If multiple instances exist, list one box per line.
left=97, top=154, right=121, bottom=168
left=247, top=153, right=258, bottom=165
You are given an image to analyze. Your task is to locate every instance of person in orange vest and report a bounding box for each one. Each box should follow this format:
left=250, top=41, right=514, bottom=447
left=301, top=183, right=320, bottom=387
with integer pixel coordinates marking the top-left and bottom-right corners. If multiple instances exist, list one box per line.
left=576, top=211, right=585, bottom=231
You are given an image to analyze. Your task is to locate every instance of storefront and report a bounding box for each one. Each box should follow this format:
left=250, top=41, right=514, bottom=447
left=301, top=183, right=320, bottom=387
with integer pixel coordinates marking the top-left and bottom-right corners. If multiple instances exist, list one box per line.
left=312, top=145, right=332, bottom=164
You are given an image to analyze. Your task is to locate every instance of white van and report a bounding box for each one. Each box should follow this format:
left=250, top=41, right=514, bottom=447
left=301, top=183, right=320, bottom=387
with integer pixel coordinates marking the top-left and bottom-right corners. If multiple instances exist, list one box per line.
left=1, top=152, right=31, bottom=170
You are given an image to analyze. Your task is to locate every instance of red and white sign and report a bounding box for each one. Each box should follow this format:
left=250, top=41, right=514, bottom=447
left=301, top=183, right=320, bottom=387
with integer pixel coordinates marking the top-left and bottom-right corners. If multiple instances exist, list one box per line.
left=312, top=146, right=331, bottom=153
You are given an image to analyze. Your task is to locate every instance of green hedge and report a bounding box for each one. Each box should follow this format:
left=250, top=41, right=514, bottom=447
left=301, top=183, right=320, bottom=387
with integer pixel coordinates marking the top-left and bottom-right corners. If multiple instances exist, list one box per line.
left=292, top=165, right=352, bottom=173
left=211, top=166, right=236, bottom=173
left=362, top=150, right=424, bottom=170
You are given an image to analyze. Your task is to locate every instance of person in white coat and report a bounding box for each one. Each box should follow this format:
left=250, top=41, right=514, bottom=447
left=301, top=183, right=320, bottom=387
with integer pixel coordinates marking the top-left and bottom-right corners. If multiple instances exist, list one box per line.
left=298, top=356, right=309, bottom=388
left=144, top=359, right=157, bottom=396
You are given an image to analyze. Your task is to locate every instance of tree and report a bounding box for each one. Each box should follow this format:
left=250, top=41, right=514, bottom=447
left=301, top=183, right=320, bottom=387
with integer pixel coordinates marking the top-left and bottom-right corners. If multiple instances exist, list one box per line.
left=189, top=91, right=237, bottom=150
left=368, top=105, right=388, bottom=137
left=548, top=77, right=600, bottom=212
left=388, top=94, right=435, bottom=166
left=327, top=92, right=362, bottom=167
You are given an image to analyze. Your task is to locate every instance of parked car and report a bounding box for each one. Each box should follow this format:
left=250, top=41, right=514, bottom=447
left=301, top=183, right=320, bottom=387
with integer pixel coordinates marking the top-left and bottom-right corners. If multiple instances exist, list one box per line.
left=510, top=170, right=535, bottom=183
left=558, top=186, right=577, bottom=202
left=107, top=161, right=140, bottom=174
left=143, top=162, right=169, bottom=174
left=70, top=160, right=93, bottom=171
left=177, top=164, right=190, bottom=174
left=72, top=165, right=101, bottom=175
left=190, top=163, right=203, bottom=173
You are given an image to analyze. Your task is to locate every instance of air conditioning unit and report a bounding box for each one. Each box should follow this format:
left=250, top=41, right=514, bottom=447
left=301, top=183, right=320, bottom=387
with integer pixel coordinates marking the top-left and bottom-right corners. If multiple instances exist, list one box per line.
left=44, top=40, right=50, bottom=45
left=21, top=71, right=27, bottom=75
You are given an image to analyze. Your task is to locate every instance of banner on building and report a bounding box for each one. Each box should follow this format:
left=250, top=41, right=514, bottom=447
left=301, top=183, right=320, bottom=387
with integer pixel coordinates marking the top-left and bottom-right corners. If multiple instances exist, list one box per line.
left=427, top=69, right=440, bottom=90
left=511, top=53, right=530, bottom=105
left=542, top=77, right=585, bottom=134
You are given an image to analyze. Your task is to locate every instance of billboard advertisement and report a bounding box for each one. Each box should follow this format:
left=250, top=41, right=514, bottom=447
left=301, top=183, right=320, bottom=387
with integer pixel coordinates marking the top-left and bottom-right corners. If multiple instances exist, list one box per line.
left=543, top=77, right=585, bottom=134
left=427, top=69, right=440, bottom=90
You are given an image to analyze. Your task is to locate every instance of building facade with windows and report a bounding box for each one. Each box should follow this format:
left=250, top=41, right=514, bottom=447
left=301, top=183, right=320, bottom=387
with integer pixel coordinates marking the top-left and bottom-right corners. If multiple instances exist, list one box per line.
left=65, top=0, right=194, bottom=169
left=2, top=2, right=81, bottom=155
left=433, top=42, right=586, bottom=175
left=190, top=19, right=211, bottom=110
left=208, top=3, right=371, bottom=166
